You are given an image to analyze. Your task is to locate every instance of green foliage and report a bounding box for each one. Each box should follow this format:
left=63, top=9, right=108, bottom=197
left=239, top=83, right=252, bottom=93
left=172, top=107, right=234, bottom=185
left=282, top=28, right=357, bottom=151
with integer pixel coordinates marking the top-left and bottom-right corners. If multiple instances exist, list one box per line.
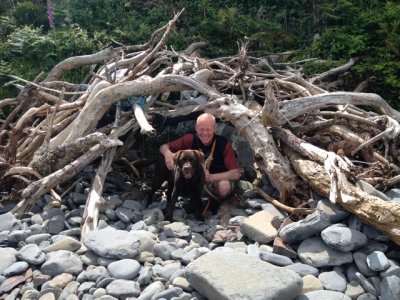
left=0, top=24, right=101, bottom=102
left=13, top=1, right=48, bottom=29
left=302, top=59, right=345, bottom=77
left=304, top=1, right=400, bottom=105
left=0, top=0, right=399, bottom=108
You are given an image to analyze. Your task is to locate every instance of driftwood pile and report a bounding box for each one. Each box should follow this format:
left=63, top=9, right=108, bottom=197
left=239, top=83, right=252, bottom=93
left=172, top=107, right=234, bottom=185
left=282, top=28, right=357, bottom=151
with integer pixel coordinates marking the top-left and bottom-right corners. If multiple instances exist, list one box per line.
left=1, top=11, right=400, bottom=245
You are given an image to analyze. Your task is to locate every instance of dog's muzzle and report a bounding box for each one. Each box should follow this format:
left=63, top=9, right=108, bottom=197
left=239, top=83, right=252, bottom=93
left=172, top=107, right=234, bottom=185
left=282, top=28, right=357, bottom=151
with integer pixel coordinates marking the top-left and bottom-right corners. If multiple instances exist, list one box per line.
left=182, top=166, right=193, bottom=178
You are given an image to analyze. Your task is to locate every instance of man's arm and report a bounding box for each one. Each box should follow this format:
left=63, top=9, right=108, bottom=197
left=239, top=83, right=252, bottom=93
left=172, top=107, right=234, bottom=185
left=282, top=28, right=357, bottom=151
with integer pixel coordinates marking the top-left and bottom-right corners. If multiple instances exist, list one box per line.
left=205, top=168, right=240, bottom=182
left=159, top=134, right=194, bottom=170
left=160, top=144, right=174, bottom=170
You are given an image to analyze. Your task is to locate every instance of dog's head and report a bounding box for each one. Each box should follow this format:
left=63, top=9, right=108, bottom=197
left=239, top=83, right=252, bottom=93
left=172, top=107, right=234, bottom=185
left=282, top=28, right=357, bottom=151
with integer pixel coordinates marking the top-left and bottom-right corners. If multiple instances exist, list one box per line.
left=173, top=150, right=204, bottom=179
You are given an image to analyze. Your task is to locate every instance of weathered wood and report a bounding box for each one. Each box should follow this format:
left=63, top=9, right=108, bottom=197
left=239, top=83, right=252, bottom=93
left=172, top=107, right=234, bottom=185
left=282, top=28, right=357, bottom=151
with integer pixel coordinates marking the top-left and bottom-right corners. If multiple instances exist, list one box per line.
left=290, top=152, right=400, bottom=246
left=273, top=127, right=400, bottom=245
left=81, top=147, right=116, bottom=241
left=13, top=138, right=122, bottom=214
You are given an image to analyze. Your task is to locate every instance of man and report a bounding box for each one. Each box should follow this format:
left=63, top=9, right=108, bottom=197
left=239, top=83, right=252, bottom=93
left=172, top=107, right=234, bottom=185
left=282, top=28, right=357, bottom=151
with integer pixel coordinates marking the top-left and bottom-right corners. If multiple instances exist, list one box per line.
left=160, top=113, right=240, bottom=200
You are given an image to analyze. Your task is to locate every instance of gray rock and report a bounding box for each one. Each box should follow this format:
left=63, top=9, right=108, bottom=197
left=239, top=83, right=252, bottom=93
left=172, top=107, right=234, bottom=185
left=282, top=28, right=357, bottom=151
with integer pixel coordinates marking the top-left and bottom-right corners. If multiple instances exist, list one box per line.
left=8, top=230, right=30, bottom=243
left=360, top=242, right=389, bottom=255
left=16, top=244, right=46, bottom=265
left=298, top=237, right=353, bottom=267
left=76, top=266, right=108, bottom=282
left=104, top=208, right=118, bottom=221
left=355, top=272, right=377, bottom=296
left=153, top=241, right=180, bottom=260
left=356, top=293, right=377, bottom=300
left=0, top=248, right=17, bottom=274
left=369, top=276, right=381, bottom=296
left=284, top=263, right=319, bottom=277
left=321, top=224, right=368, bottom=252
left=96, top=277, right=115, bottom=289
left=259, top=251, right=293, bottom=266
left=42, top=236, right=82, bottom=253
left=346, top=263, right=360, bottom=282
left=122, top=199, right=142, bottom=210
left=247, top=243, right=260, bottom=259
left=137, top=265, right=153, bottom=285
left=385, top=188, right=400, bottom=201
left=244, top=198, right=266, bottom=209
left=240, top=210, right=279, bottom=244
left=353, top=252, right=377, bottom=277
left=181, top=247, right=210, bottom=265
left=83, top=227, right=140, bottom=259
left=348, top=215, right=363, bottom=231
left=115, top=207, right=134, bottom=223
left=44, top=215, right=65, bottom=234
left=25, top=233, right=51, bottom=245
left=152, top=286, right=183, bottom=299
left=318, top=270, right=347, bottom=292
left=380, top=265, right=400, bottom=278
left=186, top=250, right=302, bottom=300
left=379, top=275, right=400, bottom=300
left=22, top=289, right=40, bottom=300
left=3, top=261, right=29, bottom=276
left=0, top=212, right=21, bottom=231
left=279, top=210, right=331, bottom=244
left=164, top=222, right=191, bottom=240
left=366, top=251, right=390, bottom=271
left=107, top=259, right=141, bottom=280
left=77, top=281, right=95, bottom=293
left=153, top=261, right=182, bottom=281
left=137, top=281, right=165, bottom=300
left=41, top=250, right=83, bottom=276
left=317, top=199, right=350, bottom=223
left=80, top=251, right=100, bottom=266
left=105, top=279, right=141, bottom=298
left=344, top=281, right=364, bottom=300
left=362, top=225, right=389, bottom=242
left=143, top=208, right=164, bottom=225
left=296, top=290, right=351, bottom=300
left=66, top=216, right=82, bottom=226
left=356, top=180, right=391, bottom=201
left=191, top=232, right=209, bottom=247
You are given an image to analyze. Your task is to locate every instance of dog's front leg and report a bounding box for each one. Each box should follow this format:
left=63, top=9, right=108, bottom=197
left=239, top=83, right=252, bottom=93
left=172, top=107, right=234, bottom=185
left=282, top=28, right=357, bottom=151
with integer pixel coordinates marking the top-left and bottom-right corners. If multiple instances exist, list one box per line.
left=165, top=166, right=180, bottom=221
left=165, top=188, right=178, bottom=221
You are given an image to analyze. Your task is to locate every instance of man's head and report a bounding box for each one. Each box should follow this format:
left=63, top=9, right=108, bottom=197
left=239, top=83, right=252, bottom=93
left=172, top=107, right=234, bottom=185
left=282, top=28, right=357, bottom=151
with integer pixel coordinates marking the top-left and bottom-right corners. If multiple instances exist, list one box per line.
left=195, top=113, right=217, bottom=146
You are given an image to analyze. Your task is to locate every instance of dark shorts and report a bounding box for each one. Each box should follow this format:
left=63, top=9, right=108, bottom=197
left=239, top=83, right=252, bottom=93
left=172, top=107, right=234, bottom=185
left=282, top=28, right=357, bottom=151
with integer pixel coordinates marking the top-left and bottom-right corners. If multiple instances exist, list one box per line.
left=209, top=180, right=236, bottom=194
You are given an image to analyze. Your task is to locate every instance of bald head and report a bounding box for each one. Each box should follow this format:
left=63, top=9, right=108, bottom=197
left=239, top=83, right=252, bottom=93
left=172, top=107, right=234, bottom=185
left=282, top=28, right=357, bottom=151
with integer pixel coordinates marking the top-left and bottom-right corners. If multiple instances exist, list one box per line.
left=196, top=113, right=216, bottom=128
left=195, top=113, right=216, bottom=146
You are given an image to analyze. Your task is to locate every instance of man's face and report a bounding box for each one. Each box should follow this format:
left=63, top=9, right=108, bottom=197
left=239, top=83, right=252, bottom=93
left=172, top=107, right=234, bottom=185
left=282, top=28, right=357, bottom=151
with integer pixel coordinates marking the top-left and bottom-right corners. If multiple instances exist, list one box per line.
left=196, top=118, right=215, bottom=146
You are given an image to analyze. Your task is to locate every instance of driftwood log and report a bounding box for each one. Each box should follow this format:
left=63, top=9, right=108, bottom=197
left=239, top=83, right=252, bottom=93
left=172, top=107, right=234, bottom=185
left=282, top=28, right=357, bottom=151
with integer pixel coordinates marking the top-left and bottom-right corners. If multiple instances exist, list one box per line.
left=1, top=11, right=400, bottom=244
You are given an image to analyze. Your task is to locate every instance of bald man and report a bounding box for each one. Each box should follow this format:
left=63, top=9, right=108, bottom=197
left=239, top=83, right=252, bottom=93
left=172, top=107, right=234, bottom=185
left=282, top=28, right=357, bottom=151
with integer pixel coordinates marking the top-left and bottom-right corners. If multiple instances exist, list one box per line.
left=160, top=113, right=240, bottom=200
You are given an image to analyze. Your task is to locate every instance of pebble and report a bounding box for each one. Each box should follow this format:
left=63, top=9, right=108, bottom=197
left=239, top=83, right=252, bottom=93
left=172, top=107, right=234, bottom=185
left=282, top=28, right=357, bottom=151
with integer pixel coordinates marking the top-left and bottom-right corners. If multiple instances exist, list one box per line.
left=0, top=178, right=398, bottom=300
left=321, top=224, right=368, bottom=252
left=279, top=210, right=331, bottom=244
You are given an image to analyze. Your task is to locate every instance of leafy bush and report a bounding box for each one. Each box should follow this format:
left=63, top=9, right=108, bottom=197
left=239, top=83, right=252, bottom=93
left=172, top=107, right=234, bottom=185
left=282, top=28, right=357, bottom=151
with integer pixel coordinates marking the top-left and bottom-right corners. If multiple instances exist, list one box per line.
left=13, top=1, right=48, bottom=29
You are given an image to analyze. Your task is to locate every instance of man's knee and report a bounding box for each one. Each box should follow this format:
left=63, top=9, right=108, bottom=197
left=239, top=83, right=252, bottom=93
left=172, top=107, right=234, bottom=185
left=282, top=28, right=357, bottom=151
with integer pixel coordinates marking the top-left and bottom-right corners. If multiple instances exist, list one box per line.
left=217, top=180, right=233, bottom=198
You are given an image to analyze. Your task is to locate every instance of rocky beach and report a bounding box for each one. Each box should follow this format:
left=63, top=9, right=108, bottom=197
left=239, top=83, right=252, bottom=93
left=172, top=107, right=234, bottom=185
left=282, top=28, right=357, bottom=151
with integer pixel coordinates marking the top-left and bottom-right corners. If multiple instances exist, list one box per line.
left=0, top=166, right=400, bottom=300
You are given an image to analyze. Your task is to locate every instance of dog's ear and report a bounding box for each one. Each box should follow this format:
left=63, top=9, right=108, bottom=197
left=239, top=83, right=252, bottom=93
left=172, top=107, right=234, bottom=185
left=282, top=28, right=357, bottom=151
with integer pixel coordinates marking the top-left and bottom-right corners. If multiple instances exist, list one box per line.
left=193, top=150, right=204, bottom=164
left=172, top=150, right=182, bottom=165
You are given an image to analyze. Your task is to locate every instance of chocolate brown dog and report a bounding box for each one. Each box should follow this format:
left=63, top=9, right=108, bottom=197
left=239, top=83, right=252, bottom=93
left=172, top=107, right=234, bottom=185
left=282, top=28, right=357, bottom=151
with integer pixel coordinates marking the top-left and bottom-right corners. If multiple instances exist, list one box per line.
left=148, top=149, right=205, bottom=221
